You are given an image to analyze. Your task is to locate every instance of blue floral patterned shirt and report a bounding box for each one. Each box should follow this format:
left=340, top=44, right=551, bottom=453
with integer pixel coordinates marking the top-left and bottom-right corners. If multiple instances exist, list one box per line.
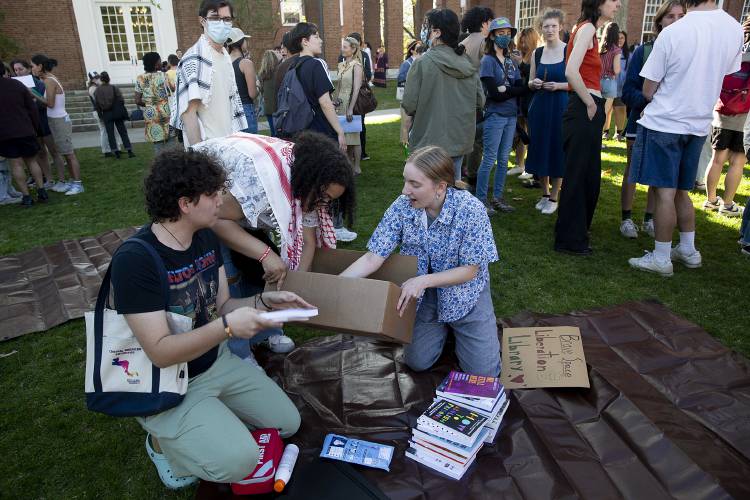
left=367, top=188, right=499, bottom=323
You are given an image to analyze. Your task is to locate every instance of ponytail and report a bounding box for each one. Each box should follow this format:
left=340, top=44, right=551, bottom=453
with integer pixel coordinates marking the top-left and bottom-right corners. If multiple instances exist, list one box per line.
left=31, top=54, right=58, bottom=73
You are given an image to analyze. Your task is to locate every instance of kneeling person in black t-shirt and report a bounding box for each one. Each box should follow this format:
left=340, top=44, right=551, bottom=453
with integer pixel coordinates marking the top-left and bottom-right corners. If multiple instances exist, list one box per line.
left=111, top=148, right=307, bottom=488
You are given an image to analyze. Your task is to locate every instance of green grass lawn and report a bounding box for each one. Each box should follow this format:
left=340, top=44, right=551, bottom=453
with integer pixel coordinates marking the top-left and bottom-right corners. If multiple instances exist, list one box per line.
left=0, top=119, right=748, bottom=497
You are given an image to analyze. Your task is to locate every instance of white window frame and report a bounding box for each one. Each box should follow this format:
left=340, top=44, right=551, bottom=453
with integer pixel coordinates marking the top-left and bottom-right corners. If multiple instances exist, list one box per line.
left=640, top=0, right=662, bottom=43
left=514, top=0, right=540, bottom=31
left=280, top=0, right=304, bottom=26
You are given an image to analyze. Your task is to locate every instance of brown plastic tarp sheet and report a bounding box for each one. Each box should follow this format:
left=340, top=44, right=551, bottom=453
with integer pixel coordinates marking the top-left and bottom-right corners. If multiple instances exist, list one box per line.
left=0, top=228, right=136, bottom=340
left=237, top=300, right=750, bottom=500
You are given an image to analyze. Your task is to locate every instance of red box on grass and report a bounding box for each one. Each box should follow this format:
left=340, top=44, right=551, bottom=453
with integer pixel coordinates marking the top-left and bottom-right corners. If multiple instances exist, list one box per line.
left=231, top=428, right=284, bottom=495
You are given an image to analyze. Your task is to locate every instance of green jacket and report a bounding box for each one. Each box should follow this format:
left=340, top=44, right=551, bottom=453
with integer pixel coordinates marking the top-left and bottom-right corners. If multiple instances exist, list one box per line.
left=402, top=44, right=484, bottom=157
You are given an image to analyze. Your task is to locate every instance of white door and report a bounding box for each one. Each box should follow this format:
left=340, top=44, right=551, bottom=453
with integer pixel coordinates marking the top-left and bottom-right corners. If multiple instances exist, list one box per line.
left=73, top=0, right=179, bottom=86
left=97, top=3, right=158, bottom=84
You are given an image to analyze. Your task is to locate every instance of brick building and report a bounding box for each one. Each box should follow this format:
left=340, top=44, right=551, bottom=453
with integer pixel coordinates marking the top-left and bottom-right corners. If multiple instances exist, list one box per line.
left=0, top=0, right=746, bottom=90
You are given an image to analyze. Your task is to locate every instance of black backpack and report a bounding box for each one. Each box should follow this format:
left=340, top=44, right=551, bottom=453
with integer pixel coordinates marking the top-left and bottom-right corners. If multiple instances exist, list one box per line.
left=274, top=58, right=315, bottom=137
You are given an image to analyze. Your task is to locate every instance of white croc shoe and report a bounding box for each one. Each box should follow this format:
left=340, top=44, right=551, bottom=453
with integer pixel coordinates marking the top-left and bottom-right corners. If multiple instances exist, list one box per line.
left=145, top=434, right=199, bottom=490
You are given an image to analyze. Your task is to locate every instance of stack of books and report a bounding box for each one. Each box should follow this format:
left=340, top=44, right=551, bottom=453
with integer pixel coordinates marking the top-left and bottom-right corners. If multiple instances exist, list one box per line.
left=405, top=371, right=509, bottom=480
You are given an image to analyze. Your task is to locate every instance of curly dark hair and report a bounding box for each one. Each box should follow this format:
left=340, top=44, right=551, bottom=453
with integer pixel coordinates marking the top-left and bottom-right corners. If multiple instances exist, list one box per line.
left=460, top=6, right=494, bottom=33
left=290, top=131, right=356, bottom=226
left=144, top=148, right=227, bottom=222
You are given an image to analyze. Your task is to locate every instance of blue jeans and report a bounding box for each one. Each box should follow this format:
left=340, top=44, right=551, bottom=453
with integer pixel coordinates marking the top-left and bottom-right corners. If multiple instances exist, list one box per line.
left=741, top=197, right=750, bottom=245
left=220, top=244, right=283, bottom=358
left=404, top=285, right=500, bottom=377
left=476, top=113, right=517, bottom=203
left=241, top=103, right=258, bottom=134
left=266, top=114, right=276, bottom=137
left=451, top=156, right=464, bottom=182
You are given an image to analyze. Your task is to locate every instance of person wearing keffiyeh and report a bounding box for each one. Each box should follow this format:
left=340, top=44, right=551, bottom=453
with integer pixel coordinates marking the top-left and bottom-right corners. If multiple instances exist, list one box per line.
left=192, top=131, right=356, bottom=277
left=170, top=1, right=247, bottom=147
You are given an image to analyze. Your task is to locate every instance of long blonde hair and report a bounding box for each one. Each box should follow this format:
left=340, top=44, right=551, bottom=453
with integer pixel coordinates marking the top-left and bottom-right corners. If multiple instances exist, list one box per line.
left=343, top=36, right=363, bottom=67
left=258, top=50, right=280, bottom=81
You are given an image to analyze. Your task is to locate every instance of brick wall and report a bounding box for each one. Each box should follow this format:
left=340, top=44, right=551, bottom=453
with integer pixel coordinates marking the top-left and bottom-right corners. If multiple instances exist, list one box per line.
left=384, top=0, right=404, bottom=67
left=0, top=0, right=86, bottom=89
left=363, top=0, right=382, bottom=50
left=343, top=0, right=365, bottom=39
left=172, top=0, right=203, bottom=55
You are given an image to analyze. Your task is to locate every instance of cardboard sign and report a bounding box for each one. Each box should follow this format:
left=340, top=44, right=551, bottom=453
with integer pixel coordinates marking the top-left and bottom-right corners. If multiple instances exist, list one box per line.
left=501, top=326, right=589, bottom=389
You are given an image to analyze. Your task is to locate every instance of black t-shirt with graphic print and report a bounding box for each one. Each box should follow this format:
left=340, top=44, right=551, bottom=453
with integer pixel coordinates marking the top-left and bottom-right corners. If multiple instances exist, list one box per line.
left=111, top=225, right=224, bottom=378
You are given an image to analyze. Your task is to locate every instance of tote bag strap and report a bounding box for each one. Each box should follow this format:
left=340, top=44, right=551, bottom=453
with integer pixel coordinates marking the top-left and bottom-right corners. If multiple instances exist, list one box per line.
left=93, top=237, right=170, bottom=394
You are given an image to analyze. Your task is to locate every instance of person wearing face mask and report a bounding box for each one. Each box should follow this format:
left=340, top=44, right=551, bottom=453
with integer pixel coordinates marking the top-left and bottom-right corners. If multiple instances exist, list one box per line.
left=341, top=146, right=500, bottom=377
left=170, top=0, right=247, bottom=147
left=475, top=17, right=526, bottom=215
left=553, top=0, right=621, bottom=256
left=402, top=8, right=484, bottom=184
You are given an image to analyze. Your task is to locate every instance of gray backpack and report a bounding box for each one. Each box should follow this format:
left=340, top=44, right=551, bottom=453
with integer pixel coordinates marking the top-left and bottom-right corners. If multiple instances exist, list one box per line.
left=274, top=59, right=315, bottom=137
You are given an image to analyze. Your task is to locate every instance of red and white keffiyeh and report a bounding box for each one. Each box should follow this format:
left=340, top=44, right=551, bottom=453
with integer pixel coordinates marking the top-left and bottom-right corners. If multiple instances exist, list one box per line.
left=204, top=133, right=336, bottom=270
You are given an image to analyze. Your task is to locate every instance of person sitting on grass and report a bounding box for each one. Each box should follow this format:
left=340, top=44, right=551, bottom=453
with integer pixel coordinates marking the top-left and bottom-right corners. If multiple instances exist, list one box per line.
left=193, top=130, right=355, bottom=359
left=341, top=146, right=500, bottom=377
left=110, top=147, right=306, bottom=489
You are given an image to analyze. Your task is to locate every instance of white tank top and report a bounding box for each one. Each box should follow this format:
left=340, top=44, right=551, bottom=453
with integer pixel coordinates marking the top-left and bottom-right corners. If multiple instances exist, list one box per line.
left=46, top=76, right=68, bottom=119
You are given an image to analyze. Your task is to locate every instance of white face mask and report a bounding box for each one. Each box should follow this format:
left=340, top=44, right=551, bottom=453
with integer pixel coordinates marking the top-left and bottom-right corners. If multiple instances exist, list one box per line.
left=205, top=19, right=232, bottom=44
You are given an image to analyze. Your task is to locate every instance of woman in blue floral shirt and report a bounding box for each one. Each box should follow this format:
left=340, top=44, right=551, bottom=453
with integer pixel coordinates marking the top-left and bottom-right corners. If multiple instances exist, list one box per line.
left=342, top=146, right=500, bottom=376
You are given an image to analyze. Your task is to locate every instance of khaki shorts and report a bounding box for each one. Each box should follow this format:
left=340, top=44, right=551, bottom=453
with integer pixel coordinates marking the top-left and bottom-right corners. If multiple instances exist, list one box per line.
left=48, top=116, right=74, bottom=155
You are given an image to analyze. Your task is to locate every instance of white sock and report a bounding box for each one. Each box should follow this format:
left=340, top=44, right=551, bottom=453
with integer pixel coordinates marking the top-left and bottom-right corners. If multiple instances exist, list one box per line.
left=654, top=240, right=672, bottom=262
left=679, top=231, right=696, bottom=253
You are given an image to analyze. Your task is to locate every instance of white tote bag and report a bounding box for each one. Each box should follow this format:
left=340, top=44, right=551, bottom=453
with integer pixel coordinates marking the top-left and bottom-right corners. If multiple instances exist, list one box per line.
left=85, top=238, right=191, bottom=417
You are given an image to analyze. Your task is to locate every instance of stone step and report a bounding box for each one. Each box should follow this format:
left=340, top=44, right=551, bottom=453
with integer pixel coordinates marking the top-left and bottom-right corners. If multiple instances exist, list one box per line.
left=73, top=120, right=144, bottom=134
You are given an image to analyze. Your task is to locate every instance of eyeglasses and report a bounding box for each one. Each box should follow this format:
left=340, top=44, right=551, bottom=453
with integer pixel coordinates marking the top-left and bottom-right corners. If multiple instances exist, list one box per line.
left=205, top=15, right=233, bottom=25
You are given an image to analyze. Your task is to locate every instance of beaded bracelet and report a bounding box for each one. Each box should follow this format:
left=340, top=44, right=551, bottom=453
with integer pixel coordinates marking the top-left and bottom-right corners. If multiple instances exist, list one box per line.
left=259, top=246, right=271, bottom=263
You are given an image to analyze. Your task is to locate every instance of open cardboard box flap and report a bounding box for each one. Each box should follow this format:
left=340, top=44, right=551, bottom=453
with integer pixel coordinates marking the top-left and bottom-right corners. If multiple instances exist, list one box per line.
left=268, top=249, right=417, bottom=343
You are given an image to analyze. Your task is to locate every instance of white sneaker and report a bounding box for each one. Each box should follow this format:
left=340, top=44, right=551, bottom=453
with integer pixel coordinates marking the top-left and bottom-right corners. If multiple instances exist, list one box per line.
left=719, top=202, right=744, bottom=217
left=518, top=172, right=533, bottom=180
left=335, top=227, right=357, bottom=242
left=43, top=180, right=54, bottom=189
left=0, top=196, right=22, bottom=205
left=507, top=166, right=524, bottom=175
left=629, top=251, right=673, bottom=277
left=642, top=219, right=655, bottom=238
left=703, top=197, right=723, bottom=211
left=266, top=334, right=295, bottom=353
left=51, top=181, right=70, bottom=193
left=7, top=185, right=23, bottom=198
left=670, top=246, right=702, bottom=268
left=65, top=182, right=84, bottom=196
left=535, top=197, right=549, bottom=210
left=541, top=200, right=558, bottom=215
left=620, top=219, right=639, bottom=239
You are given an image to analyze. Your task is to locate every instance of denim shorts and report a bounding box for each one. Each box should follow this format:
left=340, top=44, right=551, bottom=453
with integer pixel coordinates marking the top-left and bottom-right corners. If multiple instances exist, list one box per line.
left=600, top=78, right=618, bottom=99
left=628, top=124, right=706, bottom=190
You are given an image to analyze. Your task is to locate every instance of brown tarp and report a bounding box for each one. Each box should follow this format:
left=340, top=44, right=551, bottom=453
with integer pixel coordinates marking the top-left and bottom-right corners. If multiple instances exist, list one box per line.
left=0, top=228, right=136, bottom=340
left=227, top=300, right=748, bottom=500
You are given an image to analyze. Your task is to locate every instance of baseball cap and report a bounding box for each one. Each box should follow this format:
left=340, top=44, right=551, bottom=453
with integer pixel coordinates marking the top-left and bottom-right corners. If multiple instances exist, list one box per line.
left=88, top=71, right=100, bottom=80
left=226, top=27, right=251, bottom=45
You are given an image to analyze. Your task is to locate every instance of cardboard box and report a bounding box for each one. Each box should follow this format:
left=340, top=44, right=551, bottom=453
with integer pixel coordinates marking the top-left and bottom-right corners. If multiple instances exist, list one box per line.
left=268, top=249, right=418, bottom=343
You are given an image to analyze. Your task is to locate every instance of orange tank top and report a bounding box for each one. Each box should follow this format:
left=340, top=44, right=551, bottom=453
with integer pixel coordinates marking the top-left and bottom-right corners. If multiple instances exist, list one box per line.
left=566, top=22, right=601, bottom=92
